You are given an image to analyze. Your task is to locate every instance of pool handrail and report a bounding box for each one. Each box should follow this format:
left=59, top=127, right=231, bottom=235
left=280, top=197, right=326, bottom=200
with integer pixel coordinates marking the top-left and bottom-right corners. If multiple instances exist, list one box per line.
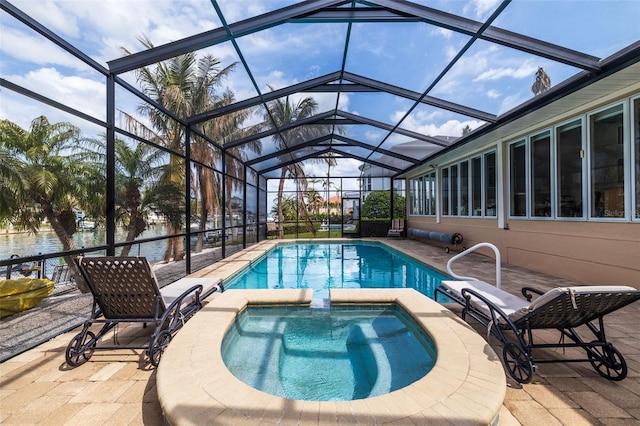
left=446, top=242, right=501, bottom=289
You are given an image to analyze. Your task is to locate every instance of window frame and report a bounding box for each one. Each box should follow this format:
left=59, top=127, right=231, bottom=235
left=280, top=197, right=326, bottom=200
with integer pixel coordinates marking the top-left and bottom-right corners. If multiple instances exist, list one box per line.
left=530, top=129, right=553, bottom=219
left=484, top=151, right=497, bottom=217
left=436, top=149, right=496, bottom=218
left=508, top=139, right=529, bottom=218
left=554, top=117, right=586, bottom=220
left=586, top=101, right=628, bottom=221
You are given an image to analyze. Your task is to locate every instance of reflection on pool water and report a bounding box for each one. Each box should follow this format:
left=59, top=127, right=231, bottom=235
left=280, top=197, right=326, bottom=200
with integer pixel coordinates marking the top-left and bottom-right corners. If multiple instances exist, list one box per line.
left=225, top=241, right=449, bottom=300
left=221, top=305, right=436, bottom=401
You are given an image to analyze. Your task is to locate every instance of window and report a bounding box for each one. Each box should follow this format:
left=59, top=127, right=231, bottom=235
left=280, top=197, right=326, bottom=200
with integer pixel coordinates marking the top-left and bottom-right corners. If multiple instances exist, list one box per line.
left=531, top=131, right=551, bottom=217
left=510, top=141, right=527, bottom=216
left=556, top=120, right=583, bottom=217
left=409, top=174, right=437, bottom=216
left=425, top=172, right=436, bottom=215
left=439, top=152, right=495, bottom=217
left=416, top=177, right=424, bottom=215
left=410, top=178, right=420, bottom=215
left=484, top=152, right=496, bottom=216
left=460, top=160, right=469, bottom=216
left=441, top=168, right=449, bottom=215
left=590, top=104, right=624, bottom=218
left=471, top=156, right=482, bottom=216
left=450, top=164, right=458, bottom=216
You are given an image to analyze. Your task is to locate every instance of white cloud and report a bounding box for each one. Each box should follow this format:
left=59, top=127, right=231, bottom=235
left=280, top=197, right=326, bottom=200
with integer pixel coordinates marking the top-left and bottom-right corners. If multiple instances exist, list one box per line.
left=337, top=93, right=350, bottom=111
left=364, top=130, right=381, bottom=142
left=499, top=93, right=527, bottom=114
left=431, top=27, right=453, bottom=39
left=463, top=0, right=502, bottom=19
left=8, top=0, right=223, bottom=71
left=306, top=65, right=321, bottom=80
left=6, top=68, right=106, bottom=121
left=392, top=109, right=484, bottom=138
left=1, top=27, right=91, bottom=72
left=304, top=158, right=362, bottom=178
left=474, top=63, right=537, bottom=82
left=12, top=0, right=81, bottom=38
left=431, top=44, right=540, bottom=113
left=392, top=109, right=443, bottom=124
left=215, top=1, right=270, bottom=24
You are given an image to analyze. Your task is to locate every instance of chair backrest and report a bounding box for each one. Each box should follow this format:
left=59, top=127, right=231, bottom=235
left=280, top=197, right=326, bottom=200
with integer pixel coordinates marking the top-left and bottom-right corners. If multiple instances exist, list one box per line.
left=511, top=286, right=640, bottom=329
left=390, top=219, right=403, bottom=231
left=76, top=256, right=165, bottom=319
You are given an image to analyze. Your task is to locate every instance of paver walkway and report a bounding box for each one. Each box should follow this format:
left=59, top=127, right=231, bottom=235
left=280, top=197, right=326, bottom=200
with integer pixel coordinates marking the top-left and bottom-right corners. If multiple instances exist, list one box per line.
left=1, top=238, right=638, bottom=425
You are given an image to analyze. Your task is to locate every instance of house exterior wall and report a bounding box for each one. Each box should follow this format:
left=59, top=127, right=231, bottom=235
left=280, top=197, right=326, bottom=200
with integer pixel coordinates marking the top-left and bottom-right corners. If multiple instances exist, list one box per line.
left=405, top=80, right=640, bottom=289
left=407, top=216, right=640, bottom=287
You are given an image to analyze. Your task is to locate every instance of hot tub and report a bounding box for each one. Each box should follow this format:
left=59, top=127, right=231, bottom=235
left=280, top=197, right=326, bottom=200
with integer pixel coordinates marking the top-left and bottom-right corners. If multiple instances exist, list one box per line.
left=157, top=288, right=506, bottom=425
left=221, top=304, right=437, bottom=401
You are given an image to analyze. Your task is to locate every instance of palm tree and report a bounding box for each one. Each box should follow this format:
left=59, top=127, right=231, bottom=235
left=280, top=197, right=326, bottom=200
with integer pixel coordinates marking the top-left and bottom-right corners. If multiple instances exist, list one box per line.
left=261, top=93, right=336, bottom=238
left=305, top=188, right=323, bottom=215
left=0, top=147, right=27, bottom=230
left=77, top=135, right=166, bottom=256
left=122, top=36, right=237, bottom=262
left=270, top=194, right=297, bottom=223
left=195, top=89, right=261, bottom=250
left=0, top=116, right=89, bottom=291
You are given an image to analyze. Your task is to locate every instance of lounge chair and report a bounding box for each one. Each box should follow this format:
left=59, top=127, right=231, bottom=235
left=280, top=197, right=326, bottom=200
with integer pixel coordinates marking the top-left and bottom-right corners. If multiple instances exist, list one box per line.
left=387, top=219, right=405, bottom=237
left=65, top=256, right=223, bottom=367
left=435, top=280, right=640, bottom=383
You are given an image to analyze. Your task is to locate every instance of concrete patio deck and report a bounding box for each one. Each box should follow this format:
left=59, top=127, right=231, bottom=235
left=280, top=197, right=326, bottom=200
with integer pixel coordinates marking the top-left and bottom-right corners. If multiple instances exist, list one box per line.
left=1, top=238, right=639, bottom=425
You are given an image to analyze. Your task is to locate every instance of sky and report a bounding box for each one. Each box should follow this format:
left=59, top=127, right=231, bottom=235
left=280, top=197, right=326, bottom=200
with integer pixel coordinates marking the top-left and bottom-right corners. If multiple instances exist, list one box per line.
left=1, top=0, right=639, bottom=186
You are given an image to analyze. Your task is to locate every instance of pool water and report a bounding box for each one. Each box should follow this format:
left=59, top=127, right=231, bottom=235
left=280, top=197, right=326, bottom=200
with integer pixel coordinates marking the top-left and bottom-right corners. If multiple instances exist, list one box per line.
left=225, top=241, right=449, bottom=300
left=221, top=305, right=437, bottom=401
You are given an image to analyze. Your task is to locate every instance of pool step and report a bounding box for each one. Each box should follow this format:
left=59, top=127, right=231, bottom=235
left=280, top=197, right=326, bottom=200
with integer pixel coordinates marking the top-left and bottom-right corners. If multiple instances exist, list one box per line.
left=310, top=297, right=331, bottom=309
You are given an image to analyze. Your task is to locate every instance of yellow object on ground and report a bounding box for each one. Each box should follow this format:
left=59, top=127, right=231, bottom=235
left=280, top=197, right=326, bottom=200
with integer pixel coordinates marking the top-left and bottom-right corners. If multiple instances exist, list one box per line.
left=0, top=278, right=55, bottom=318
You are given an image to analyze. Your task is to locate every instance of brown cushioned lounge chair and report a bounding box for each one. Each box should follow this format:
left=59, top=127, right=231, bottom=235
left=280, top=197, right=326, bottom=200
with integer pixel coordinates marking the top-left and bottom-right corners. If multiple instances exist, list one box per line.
left=65, top=256, right=222, bottom=367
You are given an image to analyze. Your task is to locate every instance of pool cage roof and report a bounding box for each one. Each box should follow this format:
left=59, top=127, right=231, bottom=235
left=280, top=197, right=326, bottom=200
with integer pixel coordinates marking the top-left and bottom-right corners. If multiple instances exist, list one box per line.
left=3, top=0, right=640, bottom=180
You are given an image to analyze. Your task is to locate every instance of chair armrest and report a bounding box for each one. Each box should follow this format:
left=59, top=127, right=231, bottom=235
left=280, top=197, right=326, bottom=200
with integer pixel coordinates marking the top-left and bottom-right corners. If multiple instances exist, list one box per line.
left=461, top=287, right=522, bottom=333
left=164, top=284, right=204, bottom=315
left=521, top=287, right=544, bottom=301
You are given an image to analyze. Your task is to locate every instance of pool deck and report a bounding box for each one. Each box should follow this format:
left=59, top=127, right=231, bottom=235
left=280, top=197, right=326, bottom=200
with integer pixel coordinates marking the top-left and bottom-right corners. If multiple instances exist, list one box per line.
left=1, top=238, right=639, bottom=425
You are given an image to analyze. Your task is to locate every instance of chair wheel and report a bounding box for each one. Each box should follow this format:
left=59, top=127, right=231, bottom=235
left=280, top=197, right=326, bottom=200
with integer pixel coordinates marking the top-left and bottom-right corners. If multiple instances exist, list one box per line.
left=66, top=331, right=96, bottom=367
left=149, top=330, right=172, bottom=367
left=587, top=342, right=627, bottom=381
left=503, top=342, right=534, bottom=384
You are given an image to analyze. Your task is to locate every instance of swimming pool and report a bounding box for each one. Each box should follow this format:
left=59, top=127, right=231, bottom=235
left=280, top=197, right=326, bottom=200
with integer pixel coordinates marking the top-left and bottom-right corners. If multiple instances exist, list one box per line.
left=224, top=241, right=449, bottom=300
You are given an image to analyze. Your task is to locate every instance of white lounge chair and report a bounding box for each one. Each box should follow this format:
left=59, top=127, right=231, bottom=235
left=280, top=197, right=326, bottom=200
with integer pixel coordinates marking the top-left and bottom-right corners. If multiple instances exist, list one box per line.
left=435, top=280, right=640, bottom=383
left=387, top=219, right=404, bottom=237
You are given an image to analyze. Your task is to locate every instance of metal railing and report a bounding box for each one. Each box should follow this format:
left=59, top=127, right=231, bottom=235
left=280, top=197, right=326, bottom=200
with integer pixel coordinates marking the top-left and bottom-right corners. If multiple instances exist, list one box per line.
left=446, top=242, right=502, bottom=289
